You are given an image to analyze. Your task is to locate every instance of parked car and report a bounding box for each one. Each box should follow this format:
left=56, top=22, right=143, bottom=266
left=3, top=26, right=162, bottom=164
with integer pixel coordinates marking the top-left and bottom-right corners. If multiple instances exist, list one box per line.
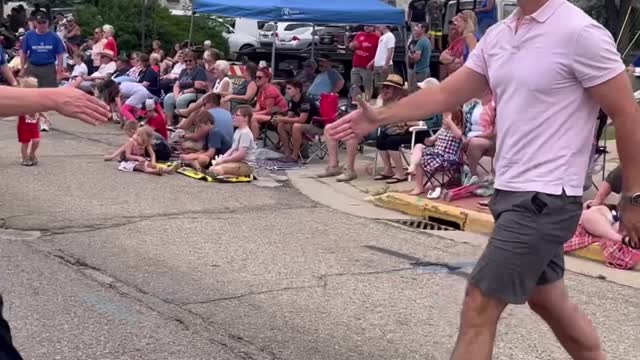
left=231, top=18, right=269, bottom=38
left=274, top=26, right=323, bottom=50
left=258, top=22, right=314, bottom=48
left=224, top=29, right=260, bottom=59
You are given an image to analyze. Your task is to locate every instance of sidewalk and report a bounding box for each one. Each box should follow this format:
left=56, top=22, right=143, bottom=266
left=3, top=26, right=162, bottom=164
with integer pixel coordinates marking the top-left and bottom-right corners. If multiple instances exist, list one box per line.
left=288, top=143, right=640, bottom=280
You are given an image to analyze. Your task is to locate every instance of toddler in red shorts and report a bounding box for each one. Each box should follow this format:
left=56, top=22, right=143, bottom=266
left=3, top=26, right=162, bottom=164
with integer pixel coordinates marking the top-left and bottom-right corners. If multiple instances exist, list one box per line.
left=17, top=77, right=43, bottom=166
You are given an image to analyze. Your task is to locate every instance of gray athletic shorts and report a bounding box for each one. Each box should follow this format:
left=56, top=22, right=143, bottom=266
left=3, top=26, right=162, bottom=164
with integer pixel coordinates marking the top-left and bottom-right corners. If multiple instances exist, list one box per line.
left=26, top=63, right=57, bottom=88
left=470, top=190, right=582, bottom=304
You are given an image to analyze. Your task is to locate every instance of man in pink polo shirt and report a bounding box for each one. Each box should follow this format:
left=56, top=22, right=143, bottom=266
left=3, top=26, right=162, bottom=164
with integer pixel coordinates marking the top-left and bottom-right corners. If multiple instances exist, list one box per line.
left=326, top=0, right=640, bottom=358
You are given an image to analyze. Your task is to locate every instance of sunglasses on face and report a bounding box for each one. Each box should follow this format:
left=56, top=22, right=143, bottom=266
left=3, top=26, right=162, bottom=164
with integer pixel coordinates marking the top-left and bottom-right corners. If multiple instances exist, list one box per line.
left=255, top=76, right=265, bottom=80
left=234, top=114, right=246, bottom=118
left=184, top=59, right=194, bottom=63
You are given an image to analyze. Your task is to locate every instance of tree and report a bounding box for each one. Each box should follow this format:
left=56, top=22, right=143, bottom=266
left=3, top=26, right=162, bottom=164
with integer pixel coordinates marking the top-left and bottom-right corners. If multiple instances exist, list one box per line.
left=74, top=0, right=227, bottom=56
left=24, top=0, right=79, bottom=7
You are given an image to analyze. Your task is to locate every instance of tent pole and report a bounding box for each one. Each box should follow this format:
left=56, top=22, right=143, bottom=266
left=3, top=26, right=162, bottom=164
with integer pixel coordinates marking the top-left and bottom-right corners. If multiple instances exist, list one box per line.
left=402, top=25, right=408, bottom=84
left=622, top=30, right=640, bottom=59
left=188, top=10, right=195, bottom=49
left=616, top=4, right=632, bottom=46
left=271, top=22, right=277, bottom=76
left=311, top=24, right=316, bottom=60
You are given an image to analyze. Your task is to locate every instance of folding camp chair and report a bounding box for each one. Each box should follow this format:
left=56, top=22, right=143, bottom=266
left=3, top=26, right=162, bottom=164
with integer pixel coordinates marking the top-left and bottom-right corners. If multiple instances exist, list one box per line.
left=587, top=113, right=611, bottom=191
left=403, top=114, right=443, bottom=181
left=299, top=92, right=339, bottom=164
left=419, top=144, right=465, bottom=190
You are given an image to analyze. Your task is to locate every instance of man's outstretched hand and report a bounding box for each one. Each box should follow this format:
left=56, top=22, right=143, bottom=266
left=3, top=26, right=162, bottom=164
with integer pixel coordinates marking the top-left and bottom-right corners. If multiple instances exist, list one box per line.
left=325, top=98, right=379, bottom=141
left=54, top=87, right=110, bottom=126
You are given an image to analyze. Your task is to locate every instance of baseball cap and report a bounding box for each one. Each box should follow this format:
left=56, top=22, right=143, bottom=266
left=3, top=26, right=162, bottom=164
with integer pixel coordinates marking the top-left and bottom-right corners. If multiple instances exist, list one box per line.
left=34, top=12, right=48, bottom=22
left=303, top=59, right=317, bottom=68
left=145, top=99, right=155, bottom=111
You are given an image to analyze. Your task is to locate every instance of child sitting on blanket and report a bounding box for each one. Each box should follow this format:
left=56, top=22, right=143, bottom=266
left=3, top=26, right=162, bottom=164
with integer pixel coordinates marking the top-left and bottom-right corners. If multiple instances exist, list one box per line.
left=209, top=105, right=256, bottom=177
left=104, top=122, right=172, bottom=162
left=179, top=110, right=232, bottom=172
left=115, top=125, right=179, bottom=175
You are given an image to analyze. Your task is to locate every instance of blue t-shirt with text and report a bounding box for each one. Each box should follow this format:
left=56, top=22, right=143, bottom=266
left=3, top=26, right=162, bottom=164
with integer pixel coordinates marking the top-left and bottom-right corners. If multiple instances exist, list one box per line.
left=21, top=30, right=64, bottom=66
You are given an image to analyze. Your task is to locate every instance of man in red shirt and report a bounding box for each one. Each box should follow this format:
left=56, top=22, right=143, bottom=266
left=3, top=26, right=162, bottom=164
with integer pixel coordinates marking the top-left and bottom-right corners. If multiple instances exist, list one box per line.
left=349, top=26, right=379, bottom=102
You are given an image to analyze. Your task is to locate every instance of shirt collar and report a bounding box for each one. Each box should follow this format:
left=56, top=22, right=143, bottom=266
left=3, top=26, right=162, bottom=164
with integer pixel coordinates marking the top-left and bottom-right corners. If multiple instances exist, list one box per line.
left=506, top=0, right=566, bottom=26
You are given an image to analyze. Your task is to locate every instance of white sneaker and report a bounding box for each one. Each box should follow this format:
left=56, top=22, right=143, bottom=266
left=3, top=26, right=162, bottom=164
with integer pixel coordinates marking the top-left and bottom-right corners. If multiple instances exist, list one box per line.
left=40, top=121, right=50, bottom=132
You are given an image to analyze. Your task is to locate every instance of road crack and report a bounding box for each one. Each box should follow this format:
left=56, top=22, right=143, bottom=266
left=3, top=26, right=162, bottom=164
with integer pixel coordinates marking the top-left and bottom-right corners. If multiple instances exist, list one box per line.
left=35, top=246, right=280, bottom=360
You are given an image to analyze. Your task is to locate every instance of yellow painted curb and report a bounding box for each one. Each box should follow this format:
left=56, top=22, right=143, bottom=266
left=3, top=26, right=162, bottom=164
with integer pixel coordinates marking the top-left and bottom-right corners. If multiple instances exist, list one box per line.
left=368, top=192, right=640, bottom=271
left=367, top=192, right=494, bottom=234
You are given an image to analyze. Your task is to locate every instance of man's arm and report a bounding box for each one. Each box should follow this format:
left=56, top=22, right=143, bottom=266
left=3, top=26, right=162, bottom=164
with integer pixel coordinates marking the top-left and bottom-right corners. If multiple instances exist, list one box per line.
left=376, top=66, right=489, bottom=126
left=56, top=53, right=64, bottom=74
left=332, top=70, right=345, bottom=93
left=385, top=46, right=394, bottom=68
left=587, top=72, right=640, bottom=194
left=0, top=86, right=109, bottom=124
left=19, top=50, right=27, bottom=75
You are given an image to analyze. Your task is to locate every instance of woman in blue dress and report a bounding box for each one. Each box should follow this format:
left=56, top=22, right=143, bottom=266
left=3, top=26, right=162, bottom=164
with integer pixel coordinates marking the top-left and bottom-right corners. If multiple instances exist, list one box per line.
left=475, top=0, right=497, bottom=36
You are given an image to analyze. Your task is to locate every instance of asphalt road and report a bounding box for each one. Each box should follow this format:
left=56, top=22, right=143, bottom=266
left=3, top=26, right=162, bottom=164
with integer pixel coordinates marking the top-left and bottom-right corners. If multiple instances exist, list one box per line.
left=0, top=115, right=637, bottom=360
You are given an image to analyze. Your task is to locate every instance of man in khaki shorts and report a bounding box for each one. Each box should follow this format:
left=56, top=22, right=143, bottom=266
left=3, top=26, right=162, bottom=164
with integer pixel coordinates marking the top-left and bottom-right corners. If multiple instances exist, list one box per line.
left=349, top=26, right=379, bottom=101
left=327, top=0, right=640, bottom=358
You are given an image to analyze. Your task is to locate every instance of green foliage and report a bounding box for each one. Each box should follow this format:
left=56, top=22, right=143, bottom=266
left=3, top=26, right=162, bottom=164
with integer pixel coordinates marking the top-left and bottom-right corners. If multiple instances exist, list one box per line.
left=74, top=0, right=227, bottom=57
left=25, top=0, right=79, bottom=7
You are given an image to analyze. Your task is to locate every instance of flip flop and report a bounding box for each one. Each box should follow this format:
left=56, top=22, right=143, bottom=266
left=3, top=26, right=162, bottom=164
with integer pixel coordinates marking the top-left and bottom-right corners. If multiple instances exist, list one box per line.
left=385, top=177, right=408, bottom=184
left=427, top=187, right=442, bottom=199
left=373, top=174, right=394, bottom=181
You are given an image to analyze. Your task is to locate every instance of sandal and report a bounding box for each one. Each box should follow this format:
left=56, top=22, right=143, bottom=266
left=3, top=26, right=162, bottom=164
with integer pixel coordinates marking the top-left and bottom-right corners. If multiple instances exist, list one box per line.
left=373, top=174, right=393, bottom=181
left=385, top=176, right=408, bottom=184
left=622, top=236, right=640, bottom=250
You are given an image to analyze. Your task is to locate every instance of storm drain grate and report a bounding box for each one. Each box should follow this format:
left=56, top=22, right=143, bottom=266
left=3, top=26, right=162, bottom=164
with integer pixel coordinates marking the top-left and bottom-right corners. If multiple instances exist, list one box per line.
left=387, top=219, right=458, bottom=231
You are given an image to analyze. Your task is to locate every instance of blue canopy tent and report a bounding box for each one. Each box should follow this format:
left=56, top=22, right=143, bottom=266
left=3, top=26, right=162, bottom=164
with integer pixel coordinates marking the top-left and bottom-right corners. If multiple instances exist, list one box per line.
left=191, top=0, right=406, bottom=74
left=192, top=0, right=405, bottom=25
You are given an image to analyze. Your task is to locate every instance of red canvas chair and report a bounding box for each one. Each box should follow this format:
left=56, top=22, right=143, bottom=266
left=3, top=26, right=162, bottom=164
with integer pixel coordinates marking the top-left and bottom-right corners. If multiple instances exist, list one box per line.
left=299, top=93, right=339, bottom=164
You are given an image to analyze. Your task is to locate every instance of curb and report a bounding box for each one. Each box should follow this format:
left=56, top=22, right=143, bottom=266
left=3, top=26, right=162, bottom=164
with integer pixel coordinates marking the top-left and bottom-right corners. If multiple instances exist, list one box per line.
left=368, top=192, right=640, bottom=271
left=367, top=193, right=494, bottom=234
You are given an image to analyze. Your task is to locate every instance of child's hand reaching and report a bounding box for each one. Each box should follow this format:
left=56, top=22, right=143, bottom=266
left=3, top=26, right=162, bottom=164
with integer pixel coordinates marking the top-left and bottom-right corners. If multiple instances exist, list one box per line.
left=424, top=137, right=437, bottom=146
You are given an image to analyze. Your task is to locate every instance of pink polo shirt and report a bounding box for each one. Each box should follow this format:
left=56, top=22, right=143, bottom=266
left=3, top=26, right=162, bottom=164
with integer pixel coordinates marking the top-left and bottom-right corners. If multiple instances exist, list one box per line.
left=465, top=0, right=625, bottom=196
